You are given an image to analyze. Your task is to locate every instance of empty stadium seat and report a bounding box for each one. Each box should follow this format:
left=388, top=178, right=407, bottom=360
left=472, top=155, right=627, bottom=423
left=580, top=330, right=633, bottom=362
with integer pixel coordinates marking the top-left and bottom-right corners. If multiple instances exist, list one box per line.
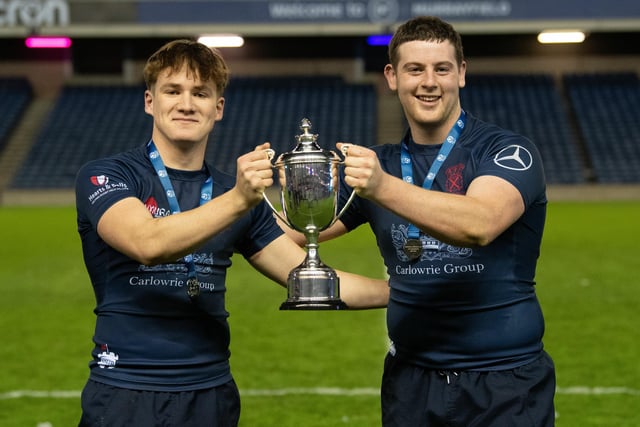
left=207, top=76, right=377, bottom=174
left=461, top=74, right=585, bottom=184
left=10, top=76, right=377, bottom=189
left=563, top=72, right=640, bottom=183
left=11, top=84, right=152, bottom=189
left=0, top=77, right=33, bottom=153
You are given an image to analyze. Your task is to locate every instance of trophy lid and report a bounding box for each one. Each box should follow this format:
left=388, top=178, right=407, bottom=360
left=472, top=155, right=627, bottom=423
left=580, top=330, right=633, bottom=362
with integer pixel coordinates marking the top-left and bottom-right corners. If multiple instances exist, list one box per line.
left=278, top=118, right=339, bottom=164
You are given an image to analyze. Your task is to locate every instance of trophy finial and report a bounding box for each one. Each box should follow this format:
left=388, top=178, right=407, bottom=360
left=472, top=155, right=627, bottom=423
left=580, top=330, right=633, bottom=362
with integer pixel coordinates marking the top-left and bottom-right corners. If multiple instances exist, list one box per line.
left=301, top=118, right=312, bottom=133
left=296, top=118, right=319, bottom=148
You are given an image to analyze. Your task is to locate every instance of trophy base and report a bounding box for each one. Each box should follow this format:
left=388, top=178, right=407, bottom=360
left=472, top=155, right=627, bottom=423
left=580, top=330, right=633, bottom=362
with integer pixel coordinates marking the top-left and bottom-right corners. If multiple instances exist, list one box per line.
left=279, top=264, right=348, bottom=310
left=280, top=299, right=348, bottom=310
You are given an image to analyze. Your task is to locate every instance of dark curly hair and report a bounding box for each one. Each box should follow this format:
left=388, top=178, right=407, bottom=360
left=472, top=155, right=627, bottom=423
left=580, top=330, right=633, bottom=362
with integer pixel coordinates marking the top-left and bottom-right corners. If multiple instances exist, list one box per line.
left=388, top=16, right=464, bottom=68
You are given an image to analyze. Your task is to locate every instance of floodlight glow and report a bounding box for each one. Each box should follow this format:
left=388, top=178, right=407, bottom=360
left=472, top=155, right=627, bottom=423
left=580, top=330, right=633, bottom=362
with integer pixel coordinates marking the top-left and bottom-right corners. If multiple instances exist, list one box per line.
left=367, top=34, right=393, bottom=46
left=537, top=31, right=586, bottom=44
left=25, top=36, right=72, bottom=48
left=197, top=34, right=244, bottom=48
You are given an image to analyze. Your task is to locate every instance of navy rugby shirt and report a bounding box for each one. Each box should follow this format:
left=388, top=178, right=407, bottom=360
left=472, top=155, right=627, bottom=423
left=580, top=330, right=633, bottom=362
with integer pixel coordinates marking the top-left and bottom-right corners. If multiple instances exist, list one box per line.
left=75, top=144, right=283, bottom=391
left=338, top=113, right=548, bottom=370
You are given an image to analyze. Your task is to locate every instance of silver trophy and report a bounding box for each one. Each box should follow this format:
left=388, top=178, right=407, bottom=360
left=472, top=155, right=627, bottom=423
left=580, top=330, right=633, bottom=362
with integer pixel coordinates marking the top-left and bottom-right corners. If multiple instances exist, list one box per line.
left=264, top=118, right=355, bottom=310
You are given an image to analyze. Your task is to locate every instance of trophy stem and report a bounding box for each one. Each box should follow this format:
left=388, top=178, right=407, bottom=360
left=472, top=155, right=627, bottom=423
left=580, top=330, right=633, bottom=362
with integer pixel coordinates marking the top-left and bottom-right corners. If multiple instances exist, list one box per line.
left=304, top=231, right=320, bottom=268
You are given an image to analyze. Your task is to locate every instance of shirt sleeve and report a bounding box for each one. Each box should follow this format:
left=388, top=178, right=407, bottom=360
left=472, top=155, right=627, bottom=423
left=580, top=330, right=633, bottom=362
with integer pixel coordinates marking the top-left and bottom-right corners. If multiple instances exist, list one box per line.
left=475, top=134, right=546, bottom=208
left=235, top=199, right=285, bottom=258
left=75, top=158, right=140, bottom=229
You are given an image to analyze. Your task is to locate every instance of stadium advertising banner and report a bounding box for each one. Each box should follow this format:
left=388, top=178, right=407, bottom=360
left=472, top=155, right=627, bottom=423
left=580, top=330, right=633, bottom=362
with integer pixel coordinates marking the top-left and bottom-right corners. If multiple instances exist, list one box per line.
left=136, top=0, right=640, bottom=24
left=0, top=0, right=639, bottom=31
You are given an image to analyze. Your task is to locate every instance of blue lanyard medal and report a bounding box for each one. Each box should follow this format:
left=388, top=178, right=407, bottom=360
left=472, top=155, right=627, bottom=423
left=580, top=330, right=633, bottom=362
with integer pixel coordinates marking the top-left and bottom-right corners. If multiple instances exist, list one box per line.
left=400, top=110, right=466, bottom=261
left=147, top=140, right=213, bottom=298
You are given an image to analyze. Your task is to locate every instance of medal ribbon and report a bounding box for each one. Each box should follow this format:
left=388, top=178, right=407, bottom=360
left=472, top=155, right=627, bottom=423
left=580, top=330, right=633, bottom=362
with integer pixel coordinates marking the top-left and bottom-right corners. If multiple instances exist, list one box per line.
left=400, top=110, right=466, bottom=239
left=147, top=140, right=213, bottom=298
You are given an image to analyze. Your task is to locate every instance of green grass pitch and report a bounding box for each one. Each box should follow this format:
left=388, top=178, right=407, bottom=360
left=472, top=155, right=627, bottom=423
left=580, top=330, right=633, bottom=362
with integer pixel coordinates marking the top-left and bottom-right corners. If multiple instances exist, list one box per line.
left=0, top=201, right=639, bottom=426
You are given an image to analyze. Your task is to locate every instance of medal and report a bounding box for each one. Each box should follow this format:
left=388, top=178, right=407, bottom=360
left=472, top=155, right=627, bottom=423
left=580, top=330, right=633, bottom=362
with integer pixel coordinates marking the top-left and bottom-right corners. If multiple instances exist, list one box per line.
left=147, top=141, right=213, bottom=302
left=403, top=238, right=423, bottom=261
left=399, top=111, right=466, bottom=264
left=187, top=277, right=200, bottom=298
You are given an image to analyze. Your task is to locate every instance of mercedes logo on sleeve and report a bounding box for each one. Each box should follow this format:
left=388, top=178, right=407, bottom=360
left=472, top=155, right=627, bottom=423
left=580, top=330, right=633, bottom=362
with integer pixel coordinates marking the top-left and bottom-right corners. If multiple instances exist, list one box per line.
left=493, top=145, right=533, bottom=171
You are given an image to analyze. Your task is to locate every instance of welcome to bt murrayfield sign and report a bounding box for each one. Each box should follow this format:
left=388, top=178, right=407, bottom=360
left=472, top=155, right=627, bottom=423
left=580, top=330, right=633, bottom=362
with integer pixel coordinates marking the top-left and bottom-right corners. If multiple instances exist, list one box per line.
left=1, top=0, right=638, bottom=35
left=137, top=0, right=639, bottom=23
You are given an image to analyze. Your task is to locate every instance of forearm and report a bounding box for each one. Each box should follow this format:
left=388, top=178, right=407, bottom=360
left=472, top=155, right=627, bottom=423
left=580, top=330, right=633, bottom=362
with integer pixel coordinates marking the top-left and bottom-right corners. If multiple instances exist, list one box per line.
left=371, top=175, right=482, bottom=245
left=149, top=189, right=253, bottom=262
left=98, top=189, right=253, bottom=265
left=368, top=173, right=523, bottom=247
left=275, top=215, right=307, bottom=246
left=277, top=216, right=349, bottom=247
left=338, top=270, right=389, bottom=309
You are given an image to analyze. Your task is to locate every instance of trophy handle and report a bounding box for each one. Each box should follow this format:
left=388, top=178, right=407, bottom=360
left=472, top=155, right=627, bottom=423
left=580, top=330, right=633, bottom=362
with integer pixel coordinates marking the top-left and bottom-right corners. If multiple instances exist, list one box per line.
left=333, top=188, right=356, bottom=225
left=262, top=189, right=290, bottom=226
left=330, top=142, right=356, bottom=226
left=262, top=148, right=292, bottom=227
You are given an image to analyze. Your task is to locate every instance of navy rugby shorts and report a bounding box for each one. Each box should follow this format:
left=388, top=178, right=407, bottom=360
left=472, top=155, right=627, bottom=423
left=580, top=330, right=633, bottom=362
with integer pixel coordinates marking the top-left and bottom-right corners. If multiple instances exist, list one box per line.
left=78, top=379, right=240, bottom=427
left=381, top=351, right=556, bottom=426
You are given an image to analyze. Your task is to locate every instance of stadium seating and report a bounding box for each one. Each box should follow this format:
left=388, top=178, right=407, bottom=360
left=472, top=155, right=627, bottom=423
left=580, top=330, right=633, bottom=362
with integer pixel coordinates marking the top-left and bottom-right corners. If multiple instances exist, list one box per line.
left=0, top=77, right=33, bottom=153
left=10, top=76, right=376, bottom=188
left=563, top=72, right=640, bottom=183
left=461, top=73, right=585, bottom=184
left=12, top=77, right=376, bottom=188
left=206, top=76, right=377, bottom=174
left=11, top=84, right=152, bottom=189
left=7, top=72, right=640, bottom=189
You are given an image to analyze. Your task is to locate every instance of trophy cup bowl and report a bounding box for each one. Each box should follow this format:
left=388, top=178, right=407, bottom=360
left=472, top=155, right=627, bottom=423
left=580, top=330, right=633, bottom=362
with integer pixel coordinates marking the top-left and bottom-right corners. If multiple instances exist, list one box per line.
left=264, top=118, right=355, bottom=310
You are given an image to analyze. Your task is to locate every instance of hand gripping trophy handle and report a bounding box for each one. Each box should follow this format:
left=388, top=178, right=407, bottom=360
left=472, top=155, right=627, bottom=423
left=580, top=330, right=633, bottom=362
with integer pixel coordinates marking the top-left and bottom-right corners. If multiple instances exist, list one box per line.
left=263, top=118, right=356, bottom=310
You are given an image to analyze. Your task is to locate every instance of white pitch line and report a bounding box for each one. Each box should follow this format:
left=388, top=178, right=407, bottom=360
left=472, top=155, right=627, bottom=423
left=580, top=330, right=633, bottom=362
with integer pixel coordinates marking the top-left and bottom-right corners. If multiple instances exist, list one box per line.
left=241, top=387, right=379, bottom=396
left=1, top=386, right=640, bottom=400
left=556, top=386, right=640, bottom=396
left=0, top=390, right=81, bottom=399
